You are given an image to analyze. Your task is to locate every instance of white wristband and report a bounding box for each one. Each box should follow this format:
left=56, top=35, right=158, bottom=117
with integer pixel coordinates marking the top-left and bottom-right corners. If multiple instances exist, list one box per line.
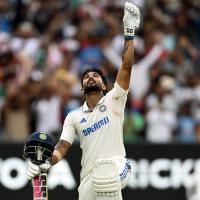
left=54, top=150, right=63, bottom=162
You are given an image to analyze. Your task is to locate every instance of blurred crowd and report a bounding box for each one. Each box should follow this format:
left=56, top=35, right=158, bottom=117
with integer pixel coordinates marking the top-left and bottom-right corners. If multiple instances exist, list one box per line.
left=0, top=0, right=200, bottom=144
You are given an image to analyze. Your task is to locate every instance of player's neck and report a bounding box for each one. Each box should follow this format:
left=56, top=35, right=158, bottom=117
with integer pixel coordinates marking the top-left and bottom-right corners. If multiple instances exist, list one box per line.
left=85, top=92, right=104, bottom=110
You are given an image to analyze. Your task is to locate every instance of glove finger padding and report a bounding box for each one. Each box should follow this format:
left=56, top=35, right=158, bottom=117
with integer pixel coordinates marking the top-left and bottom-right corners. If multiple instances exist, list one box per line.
left=29, top=166, right=40, bottom=175
left=123, top=2, right=140, bottom=37
left=27, top=161, right=41, bottom=179
left=27, top=170, right=38, bottom=180
left=40, top=160, right=51, bottom=172
left=29, top=161, right=40, bottom=171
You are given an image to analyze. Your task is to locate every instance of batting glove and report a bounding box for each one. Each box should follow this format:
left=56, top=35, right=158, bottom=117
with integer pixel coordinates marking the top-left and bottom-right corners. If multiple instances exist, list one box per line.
left=27, top=161, right=41, bottom=180
left=27, top=160, right=52, bottom=180
left=123, top=2, right=140, bottom=39
left=39, top=160, right=52, bottom=172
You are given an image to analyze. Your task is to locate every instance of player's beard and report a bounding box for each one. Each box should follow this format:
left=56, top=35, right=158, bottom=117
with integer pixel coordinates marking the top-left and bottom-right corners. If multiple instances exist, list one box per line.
left=84, top=84, right=102, bottom=95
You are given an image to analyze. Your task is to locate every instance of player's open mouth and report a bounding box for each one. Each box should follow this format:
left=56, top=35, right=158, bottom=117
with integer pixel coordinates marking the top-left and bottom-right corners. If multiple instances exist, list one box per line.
left=87, top=81, right=96, bottom=86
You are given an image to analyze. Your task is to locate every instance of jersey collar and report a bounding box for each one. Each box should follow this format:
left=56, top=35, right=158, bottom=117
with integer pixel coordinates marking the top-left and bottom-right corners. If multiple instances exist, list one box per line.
left=82, top=96, right=105, bottom=112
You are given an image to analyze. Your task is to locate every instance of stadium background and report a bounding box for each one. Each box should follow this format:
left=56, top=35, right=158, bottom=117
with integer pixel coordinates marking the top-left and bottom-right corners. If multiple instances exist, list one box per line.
left=0, top=0, right=200, bottom=199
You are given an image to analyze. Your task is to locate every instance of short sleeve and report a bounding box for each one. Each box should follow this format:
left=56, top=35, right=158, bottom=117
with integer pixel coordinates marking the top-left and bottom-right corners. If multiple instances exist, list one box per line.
left=106, top=82, right=129, bottom=101
left=112, top=82, right=129, bottom=97
left=60, top=113, right=76, bottom=144
left=106, top=82, right=129, bottom=111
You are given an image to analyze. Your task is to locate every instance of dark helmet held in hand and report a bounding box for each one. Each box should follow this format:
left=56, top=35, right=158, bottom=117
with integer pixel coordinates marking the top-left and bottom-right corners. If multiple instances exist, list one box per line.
left=23, top=132, right=54, bottom=165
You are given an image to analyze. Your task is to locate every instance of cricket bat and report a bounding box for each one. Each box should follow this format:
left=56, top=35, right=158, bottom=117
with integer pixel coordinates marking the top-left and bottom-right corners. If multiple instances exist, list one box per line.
left=33, top=173, right=48, bottom=200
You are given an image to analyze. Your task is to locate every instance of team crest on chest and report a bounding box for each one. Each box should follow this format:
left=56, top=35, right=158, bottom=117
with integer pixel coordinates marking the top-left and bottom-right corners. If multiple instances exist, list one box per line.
left=99, top=105, right=106, bottom=112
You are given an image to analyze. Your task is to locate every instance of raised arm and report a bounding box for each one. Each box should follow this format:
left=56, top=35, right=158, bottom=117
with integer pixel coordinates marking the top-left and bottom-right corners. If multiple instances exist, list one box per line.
left=116, top=2, right=140, bottom=90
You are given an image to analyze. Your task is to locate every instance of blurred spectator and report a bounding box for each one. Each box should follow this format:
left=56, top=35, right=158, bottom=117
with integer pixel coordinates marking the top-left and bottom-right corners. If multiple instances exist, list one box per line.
left=145, top=75, right=178, bottom=143
left=195, top=123, right=200, bottom=143
left=31, top=80, right=62, bottom=142
left=0, top=1, right=12, bottom=33
left=176, top=101, right=197, bottom=143
left=0, top=0, right=199, bottom=144
left=1, top=89, right=30, bottom=142
left=123, top=95, right=145, bottom=143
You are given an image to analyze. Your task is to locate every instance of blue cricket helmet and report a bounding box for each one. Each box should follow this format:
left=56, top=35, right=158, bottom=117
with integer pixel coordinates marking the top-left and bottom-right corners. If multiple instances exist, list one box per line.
left=23, top=132, right=55, bottom=165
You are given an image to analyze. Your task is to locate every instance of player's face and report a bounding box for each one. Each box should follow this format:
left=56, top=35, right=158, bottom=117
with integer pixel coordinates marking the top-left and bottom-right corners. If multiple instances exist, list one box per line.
left=82, top=71, right=106, bottom=94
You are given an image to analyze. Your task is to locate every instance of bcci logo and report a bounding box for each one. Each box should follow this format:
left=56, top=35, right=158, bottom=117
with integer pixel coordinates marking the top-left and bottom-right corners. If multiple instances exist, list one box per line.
left=39, top=133, right=47, bottom=140
left=99, top=105, right=106, bottom=112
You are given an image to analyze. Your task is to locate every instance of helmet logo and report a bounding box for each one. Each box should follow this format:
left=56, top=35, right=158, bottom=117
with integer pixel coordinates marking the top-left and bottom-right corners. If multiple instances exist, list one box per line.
left=39, top=133, right=47, bottom=140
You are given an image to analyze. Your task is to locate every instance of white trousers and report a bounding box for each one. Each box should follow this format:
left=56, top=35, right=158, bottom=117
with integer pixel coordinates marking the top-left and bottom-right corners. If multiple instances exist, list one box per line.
left=78, top=156, right=131, bottom=200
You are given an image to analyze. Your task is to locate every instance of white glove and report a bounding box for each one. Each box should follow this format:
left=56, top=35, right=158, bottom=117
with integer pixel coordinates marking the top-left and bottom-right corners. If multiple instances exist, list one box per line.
left=40, top=160, right=52, bottom=172
left=27, top=161, right=40, bottom=180
left=123, top=2, right=140, bottom=38
left=27, top=160, right=52, bottom=180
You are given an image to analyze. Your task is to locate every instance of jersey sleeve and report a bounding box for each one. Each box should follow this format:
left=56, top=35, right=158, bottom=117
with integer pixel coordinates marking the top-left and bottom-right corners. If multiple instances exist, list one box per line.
left=106, top=82, right=129, bottom=111
left=107, top=82, right=129, bottom=100
left=60, top=113, right=76, bottom=144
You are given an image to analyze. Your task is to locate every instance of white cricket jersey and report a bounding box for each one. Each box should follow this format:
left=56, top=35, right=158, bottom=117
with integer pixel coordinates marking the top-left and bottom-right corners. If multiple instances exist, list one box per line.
left=60, top=82, right=128, bottom=179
